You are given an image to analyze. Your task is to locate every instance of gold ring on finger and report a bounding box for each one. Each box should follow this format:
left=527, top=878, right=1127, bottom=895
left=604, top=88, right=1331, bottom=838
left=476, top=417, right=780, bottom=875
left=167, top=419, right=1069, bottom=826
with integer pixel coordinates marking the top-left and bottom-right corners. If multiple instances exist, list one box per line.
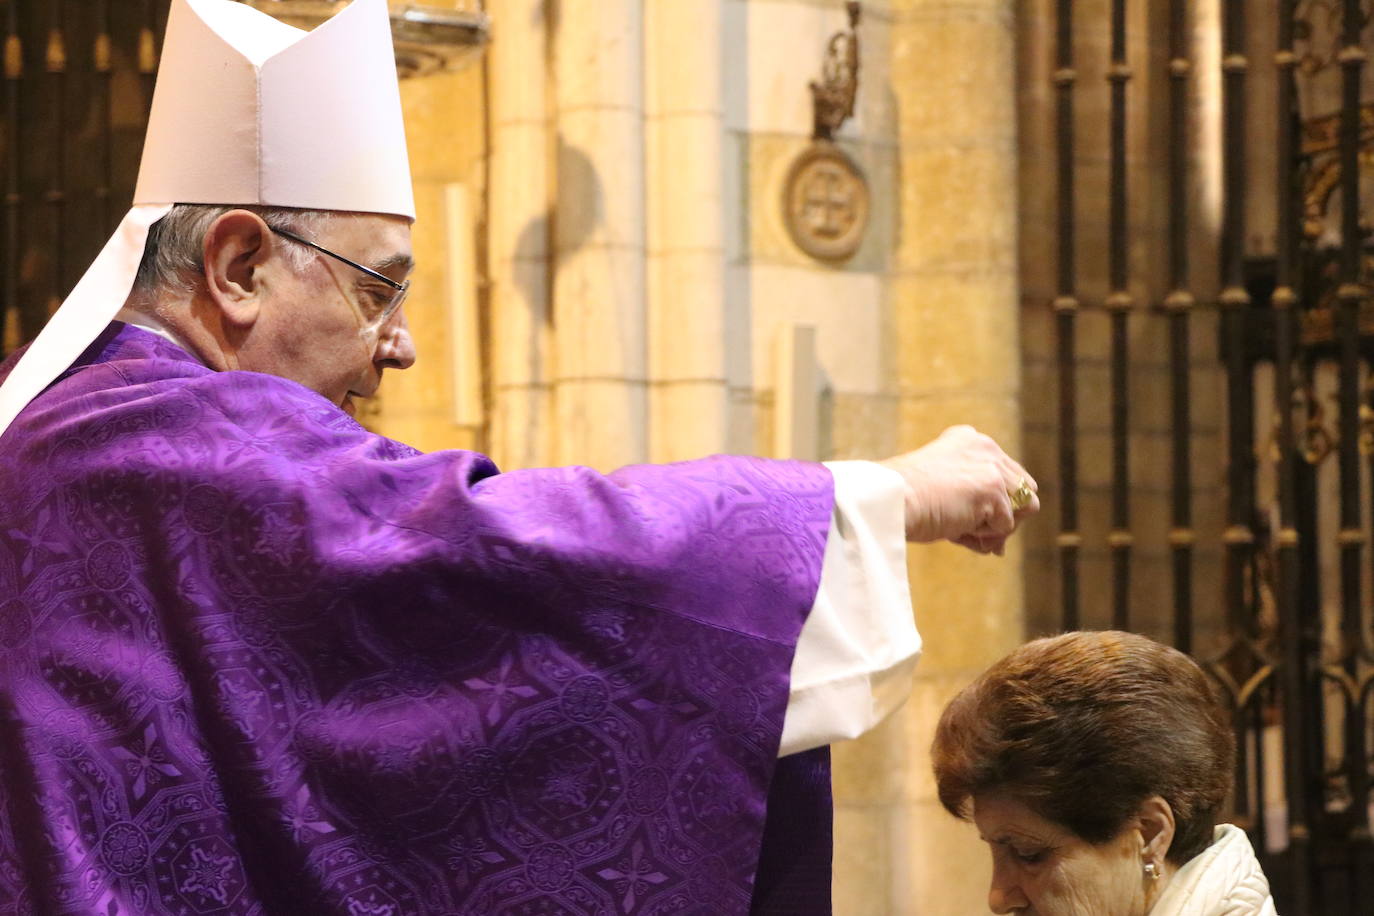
left=1009, top=478, right=1035, bottom=512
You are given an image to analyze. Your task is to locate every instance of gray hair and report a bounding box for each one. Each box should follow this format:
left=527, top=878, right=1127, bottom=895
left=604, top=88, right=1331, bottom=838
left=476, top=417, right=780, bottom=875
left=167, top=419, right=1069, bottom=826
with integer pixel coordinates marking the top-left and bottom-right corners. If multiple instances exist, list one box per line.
left=131, top=204, right=335, bottom=299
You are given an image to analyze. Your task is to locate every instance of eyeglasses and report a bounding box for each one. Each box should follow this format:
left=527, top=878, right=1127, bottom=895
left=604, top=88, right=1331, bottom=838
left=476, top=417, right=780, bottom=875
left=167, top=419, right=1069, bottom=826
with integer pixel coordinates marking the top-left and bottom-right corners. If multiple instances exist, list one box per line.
left=270, top=225, right=410, bottom=329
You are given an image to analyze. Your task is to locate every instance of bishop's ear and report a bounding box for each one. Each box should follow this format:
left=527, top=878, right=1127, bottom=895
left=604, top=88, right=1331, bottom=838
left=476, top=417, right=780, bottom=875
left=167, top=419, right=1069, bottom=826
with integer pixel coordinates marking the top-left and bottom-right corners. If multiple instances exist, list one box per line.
left=201, top=209, right=273, bottom=329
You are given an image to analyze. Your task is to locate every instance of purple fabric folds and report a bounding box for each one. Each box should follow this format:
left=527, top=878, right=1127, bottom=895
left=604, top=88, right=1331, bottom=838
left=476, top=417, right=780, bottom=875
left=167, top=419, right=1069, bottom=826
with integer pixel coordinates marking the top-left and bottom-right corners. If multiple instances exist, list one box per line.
left=0, top=325, right=836, bottom=915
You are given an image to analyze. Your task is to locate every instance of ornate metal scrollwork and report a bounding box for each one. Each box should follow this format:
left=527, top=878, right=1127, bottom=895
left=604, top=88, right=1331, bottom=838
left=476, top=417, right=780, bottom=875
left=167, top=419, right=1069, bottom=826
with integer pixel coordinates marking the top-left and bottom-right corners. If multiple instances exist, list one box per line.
left=1301, top=385, right=1336, bottom=464
left=1291, top=0, right=1373, bottom=344
left=809, top=1, right=861, bottom=142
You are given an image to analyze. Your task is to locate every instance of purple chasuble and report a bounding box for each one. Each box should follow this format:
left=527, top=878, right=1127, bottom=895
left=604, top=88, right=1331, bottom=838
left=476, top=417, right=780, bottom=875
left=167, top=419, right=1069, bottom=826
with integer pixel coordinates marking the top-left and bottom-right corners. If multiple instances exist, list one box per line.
left=0, top=325, right=836, bottom=915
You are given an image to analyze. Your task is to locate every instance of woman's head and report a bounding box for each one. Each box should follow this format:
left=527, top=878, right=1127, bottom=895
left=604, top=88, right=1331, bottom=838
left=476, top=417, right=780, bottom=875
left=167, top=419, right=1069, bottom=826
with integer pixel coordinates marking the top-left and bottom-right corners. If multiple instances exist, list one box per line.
left=931, top=630, right=1234, bottom=914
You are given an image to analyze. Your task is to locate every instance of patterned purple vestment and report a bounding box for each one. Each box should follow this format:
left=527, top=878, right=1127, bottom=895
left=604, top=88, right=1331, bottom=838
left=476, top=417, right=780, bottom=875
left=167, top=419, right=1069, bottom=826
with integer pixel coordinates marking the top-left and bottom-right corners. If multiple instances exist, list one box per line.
left=0, top=325, right=836, bottom=915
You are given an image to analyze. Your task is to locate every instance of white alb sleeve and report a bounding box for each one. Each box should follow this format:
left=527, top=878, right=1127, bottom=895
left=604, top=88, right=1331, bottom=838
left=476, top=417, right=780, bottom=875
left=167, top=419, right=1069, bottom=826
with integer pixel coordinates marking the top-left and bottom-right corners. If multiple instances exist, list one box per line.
left=777, top=460, right=920, bottom=757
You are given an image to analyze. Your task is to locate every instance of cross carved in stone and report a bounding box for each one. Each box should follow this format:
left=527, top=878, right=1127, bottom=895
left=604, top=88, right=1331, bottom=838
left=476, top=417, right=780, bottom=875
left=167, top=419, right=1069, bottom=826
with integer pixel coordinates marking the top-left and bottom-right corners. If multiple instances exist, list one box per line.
left=801, top=164, right=857, bottom=238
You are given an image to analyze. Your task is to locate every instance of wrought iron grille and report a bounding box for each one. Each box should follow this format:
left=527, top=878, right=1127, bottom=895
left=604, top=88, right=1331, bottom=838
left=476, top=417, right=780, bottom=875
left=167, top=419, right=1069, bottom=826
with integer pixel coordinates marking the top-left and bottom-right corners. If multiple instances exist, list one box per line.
left=0, top=0, right=165, bottom=359
left=1023, top=1, right=1372, bottom=912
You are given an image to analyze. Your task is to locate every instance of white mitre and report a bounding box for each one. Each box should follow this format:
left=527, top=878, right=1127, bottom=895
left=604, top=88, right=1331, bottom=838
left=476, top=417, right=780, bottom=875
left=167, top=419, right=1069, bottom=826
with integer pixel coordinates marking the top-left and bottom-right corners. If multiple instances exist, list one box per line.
left=0, top=0, right=414, bottom=438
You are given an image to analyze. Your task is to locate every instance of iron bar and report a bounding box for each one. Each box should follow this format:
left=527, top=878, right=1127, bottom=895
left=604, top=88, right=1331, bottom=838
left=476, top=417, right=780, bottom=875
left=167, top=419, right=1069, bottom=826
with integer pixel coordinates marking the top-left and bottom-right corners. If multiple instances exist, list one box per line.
left=1335, top=0, right=1372, bottom=899
left=1250, top=698, right=1268, bottom=854
left=1220, top=0, right=1255, bottom=830
left=1288, top=428, right=1337, bottom=914
left=1273, top=2, right=1312, bottom=909
left=1054, top=0, right=1079, bottom=631
left=1165, top=0, right=1192, bottom=654
left=140, top=0, right=157, bottom=114
left=96, top=0, right=112, bottom=234
left=1219, top=0, right=1254, bottom=629
left=1293, top=395, right=1326, bottom=850
left=3, top=0, right=20, bottom=355
left=45, top=0, right=65, bottom=313
left=1107, top=0, right=1131, bottom=631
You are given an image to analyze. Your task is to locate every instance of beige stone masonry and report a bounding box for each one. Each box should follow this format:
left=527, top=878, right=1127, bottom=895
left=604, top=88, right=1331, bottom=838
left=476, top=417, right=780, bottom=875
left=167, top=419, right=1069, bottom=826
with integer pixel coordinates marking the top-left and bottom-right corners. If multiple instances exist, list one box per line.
left=829, top=1, right=1026, bottom=913
left=646, top=0, right=732, bottom=461
left=486, top=0, right=554, bottom=470
left=553, top=0, right=648, bottom=469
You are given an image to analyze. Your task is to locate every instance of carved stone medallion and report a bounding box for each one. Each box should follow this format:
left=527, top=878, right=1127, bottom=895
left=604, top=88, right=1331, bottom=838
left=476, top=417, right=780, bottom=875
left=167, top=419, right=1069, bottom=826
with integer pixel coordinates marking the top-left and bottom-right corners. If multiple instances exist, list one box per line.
left=783, top=142, right=870, bottom=264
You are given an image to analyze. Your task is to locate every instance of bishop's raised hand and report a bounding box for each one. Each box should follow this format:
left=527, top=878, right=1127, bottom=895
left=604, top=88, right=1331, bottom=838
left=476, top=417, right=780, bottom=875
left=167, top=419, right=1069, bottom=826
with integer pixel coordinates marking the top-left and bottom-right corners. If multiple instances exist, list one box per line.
left=878, top=425, right=1039, bottom=554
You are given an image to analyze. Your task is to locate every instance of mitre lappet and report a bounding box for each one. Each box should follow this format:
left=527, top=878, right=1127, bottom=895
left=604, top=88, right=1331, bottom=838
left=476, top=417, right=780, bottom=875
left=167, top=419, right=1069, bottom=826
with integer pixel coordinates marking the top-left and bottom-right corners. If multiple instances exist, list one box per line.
left=0, top=0, right=415, bottom=438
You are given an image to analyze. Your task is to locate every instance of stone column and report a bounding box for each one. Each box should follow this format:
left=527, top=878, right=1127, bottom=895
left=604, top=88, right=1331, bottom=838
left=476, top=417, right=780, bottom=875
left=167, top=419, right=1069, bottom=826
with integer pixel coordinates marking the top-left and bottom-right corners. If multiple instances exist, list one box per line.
left=369, top=65, right=486, bottom=454
left=486, top=0, right=553, bottom=470
left=645, top=0, right=730, bottom=462
left=552, top=0, right=648, bottom=469
left=829, top=2, right=1025, bottom=913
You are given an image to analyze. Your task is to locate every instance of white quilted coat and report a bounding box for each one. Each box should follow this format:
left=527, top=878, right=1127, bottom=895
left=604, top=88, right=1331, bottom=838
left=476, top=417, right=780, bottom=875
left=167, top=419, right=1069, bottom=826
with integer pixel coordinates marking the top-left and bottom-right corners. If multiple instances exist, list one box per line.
left=1149, top=825, right=1277, bottom=916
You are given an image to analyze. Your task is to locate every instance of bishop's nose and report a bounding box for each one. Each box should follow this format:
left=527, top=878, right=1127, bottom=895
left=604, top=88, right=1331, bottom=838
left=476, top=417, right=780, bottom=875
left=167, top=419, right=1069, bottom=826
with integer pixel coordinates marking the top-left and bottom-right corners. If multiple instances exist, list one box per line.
left=375, top=310, right=416, bottom=371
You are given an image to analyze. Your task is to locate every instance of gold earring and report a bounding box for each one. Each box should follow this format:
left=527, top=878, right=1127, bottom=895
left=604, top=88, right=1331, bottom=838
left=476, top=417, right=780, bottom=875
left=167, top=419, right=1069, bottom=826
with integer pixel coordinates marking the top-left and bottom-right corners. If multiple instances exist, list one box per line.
left=1144, top=862, right=1160, bottom=881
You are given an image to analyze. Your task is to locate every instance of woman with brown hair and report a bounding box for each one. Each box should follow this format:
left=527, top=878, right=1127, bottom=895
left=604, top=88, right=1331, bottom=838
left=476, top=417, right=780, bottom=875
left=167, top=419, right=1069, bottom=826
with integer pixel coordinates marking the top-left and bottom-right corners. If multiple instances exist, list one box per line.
left=931, top=630, right=1275, bottom=915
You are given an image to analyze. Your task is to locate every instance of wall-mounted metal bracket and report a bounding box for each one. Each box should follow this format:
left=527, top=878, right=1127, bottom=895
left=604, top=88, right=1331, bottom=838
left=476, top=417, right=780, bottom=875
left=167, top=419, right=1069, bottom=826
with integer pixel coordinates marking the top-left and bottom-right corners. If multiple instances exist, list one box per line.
left=809, top=1, right=860, bottom=141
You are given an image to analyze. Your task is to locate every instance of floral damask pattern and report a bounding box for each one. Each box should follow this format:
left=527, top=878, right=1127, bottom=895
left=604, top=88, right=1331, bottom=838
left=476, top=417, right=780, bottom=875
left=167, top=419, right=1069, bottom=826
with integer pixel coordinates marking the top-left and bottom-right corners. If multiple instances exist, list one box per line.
left=175, top=843, right=242, bottom=907
left=100, top=823, right=150, bottom=876
left=0, top=326, right=835, bottom=914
